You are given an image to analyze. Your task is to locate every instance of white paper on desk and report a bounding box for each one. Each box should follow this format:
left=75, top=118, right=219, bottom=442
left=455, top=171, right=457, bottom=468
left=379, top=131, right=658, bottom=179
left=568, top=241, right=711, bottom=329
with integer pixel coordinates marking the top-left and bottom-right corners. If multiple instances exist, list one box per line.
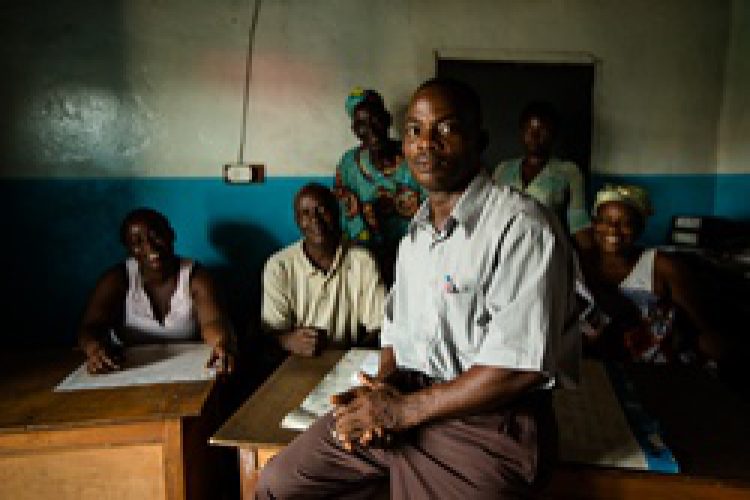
left=54, top=343, right=215, bottom=392
left=554, top=360, right=648, bottom=470
left=281, top=349, right=379, bottom=431
left=349, top=351, right=380, bottom=384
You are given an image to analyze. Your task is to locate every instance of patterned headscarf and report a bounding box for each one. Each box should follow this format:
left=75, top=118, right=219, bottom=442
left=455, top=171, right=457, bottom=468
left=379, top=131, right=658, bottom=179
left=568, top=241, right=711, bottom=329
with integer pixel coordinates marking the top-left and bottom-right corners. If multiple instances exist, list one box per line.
left=593, top=184, right=653, bottom=218
left=345, top=87, right=385, bottom=118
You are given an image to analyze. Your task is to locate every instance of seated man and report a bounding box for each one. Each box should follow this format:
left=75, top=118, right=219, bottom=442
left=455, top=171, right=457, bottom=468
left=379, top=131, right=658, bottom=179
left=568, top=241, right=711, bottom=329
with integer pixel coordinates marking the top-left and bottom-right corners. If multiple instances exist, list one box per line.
left=255, top=79, right=580, bottom=498
left=261, top=183, right=385, bottom=356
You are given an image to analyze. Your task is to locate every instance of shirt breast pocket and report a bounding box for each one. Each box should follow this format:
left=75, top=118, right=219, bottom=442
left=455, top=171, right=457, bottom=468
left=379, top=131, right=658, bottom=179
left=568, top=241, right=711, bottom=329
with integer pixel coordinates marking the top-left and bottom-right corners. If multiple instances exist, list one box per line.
left=442, top=281, right=487, bottom=352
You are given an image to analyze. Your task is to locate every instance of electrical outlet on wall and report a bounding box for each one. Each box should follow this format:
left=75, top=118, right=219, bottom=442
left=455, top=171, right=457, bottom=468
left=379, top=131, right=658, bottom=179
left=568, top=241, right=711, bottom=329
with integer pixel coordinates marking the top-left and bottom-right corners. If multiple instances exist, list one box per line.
left=223, top=163, right=265, bottom=184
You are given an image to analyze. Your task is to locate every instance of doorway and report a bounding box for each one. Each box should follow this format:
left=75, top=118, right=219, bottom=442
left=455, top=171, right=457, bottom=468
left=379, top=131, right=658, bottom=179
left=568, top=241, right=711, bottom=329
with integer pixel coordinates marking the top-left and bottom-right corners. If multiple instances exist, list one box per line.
left=436, top=58, right=595, bottom=177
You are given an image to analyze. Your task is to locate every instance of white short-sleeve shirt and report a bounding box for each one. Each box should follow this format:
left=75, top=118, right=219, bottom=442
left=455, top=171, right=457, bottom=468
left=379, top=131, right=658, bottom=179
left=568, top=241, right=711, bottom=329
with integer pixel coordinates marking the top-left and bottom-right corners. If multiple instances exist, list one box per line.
left=381, top=172, right=580, bottom=387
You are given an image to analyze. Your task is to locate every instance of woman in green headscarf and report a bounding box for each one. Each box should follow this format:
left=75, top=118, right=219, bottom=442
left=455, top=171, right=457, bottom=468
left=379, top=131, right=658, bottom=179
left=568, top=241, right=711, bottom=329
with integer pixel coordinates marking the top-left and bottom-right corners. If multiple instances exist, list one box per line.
left=333, top=88, right=425, bottom=284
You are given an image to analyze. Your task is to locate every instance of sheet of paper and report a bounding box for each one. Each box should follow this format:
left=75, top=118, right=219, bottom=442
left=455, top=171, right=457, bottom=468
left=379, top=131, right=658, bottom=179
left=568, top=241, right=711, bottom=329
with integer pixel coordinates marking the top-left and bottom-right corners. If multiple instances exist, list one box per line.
left=554, top=360, right=648, bottom=470
left=349, top=351, right=380, bottom=384
left=55, top=343, right=215, bottom=392
left=281, top=349, right=379, bottom=431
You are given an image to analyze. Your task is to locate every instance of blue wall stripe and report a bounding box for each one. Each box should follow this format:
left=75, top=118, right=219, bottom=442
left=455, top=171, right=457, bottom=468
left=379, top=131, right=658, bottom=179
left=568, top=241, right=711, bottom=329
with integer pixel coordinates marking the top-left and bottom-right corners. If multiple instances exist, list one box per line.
left=713, top=174, right=750, bottom=219
left=0, top=173, right=747, bottom=346
left=0, top=176, right=332, bottom=346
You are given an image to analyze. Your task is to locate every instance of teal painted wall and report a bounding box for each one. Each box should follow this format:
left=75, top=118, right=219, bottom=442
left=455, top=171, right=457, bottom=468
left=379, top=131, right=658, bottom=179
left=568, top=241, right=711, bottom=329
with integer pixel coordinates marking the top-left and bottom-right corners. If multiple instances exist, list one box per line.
left=714, top=174, right=750, bottom=219
left=0, top=177, right=327, bottom=346
left=1, top=173, right=746, bottom=346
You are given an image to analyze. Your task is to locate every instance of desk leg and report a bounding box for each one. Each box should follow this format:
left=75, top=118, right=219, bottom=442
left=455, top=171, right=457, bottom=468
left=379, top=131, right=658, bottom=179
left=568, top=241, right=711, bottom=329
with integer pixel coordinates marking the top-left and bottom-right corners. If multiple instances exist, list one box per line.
left=239, top=448, right=260, bottom=500
left=163, top=419, right=186, bottom=500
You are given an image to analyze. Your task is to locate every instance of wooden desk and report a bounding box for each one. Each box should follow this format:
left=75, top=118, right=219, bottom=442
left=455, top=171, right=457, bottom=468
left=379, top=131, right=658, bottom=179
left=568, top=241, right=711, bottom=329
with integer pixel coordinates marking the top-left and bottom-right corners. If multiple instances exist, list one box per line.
left=546, top=364, right=750, bottom=500
left=211, top=350, right=343, bottom=498
left=212, top=350, right=750, bottom=499
left=0, top=350, right=224, bottom=500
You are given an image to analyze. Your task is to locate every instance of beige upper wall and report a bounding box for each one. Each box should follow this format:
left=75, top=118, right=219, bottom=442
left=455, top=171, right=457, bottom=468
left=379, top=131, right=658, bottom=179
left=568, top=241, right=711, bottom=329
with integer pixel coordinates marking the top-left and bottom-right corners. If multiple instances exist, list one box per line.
left=129, top=0, right=731, bottom=176
left=717, top=0, right=750, bottom=174
left=4, top=0, right=735, bottom=177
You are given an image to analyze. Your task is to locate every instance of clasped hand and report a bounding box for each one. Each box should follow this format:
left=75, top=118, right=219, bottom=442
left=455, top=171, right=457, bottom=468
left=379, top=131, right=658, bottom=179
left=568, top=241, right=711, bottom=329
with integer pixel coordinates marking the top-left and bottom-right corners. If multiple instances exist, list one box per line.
left=330, top=372, right=406, bottom=451
left=280, top=328, right=325, bottom=357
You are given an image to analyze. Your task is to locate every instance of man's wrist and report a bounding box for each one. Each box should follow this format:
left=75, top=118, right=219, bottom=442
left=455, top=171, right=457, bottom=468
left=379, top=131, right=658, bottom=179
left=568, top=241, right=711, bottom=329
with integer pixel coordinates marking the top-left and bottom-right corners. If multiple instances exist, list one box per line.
left=376, top=366, right=397, bottom=384
left=398, top=391, right=428, bottom=430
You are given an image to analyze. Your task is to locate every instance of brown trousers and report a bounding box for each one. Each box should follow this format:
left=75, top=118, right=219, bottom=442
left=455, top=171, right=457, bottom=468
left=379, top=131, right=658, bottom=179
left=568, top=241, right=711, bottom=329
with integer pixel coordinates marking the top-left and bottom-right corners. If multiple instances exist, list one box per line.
left=256, top=372, right=557, bottom=500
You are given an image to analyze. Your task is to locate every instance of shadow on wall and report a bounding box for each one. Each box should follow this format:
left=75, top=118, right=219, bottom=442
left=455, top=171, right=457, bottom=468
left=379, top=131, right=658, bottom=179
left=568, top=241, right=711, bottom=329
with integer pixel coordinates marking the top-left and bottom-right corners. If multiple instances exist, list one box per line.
left=208, top=221, right=281, bottom=346
left=0, top=180, right=132, bottom=347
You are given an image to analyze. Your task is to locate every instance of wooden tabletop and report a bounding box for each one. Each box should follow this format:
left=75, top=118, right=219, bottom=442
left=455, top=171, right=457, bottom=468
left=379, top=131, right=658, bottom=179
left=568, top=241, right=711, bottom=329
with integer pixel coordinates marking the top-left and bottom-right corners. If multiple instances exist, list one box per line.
left=0, top=349, right=215, bottom=433
left=211, top=350, right=345, bottom=448
left=623, top=363, right=750, bottom=481
left=211, top=349, right=750, bottom=484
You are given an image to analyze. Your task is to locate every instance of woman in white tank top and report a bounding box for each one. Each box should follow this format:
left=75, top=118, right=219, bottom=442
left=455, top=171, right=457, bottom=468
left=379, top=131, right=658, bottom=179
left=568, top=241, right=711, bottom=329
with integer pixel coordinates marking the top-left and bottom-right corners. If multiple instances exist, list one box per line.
left=77, top=208, right=235, bottom=375
left=579, top=185, right=723, bottom=364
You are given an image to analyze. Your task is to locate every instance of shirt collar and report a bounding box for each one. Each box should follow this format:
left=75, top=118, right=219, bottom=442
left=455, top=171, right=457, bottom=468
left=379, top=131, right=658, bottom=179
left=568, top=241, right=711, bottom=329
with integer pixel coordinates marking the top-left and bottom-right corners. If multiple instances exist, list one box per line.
left=408, top=170, right=493, bottom=238
left=297, top=240, right=346, bottom=277
left=450, top=170, right=493, bottom=233
left=409, top=198, right=432, bottom=233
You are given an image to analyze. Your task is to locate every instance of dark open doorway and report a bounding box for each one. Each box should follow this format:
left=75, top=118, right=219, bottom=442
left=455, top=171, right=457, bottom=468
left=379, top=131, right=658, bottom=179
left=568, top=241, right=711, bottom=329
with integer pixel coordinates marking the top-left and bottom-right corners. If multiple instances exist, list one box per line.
left=436, top=58, right=595, bottom=177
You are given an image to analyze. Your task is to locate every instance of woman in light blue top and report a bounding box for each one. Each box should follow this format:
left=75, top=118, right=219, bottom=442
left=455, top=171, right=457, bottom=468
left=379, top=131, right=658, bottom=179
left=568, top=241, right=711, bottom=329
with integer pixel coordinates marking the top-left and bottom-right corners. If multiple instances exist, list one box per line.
left=493, top=101, right=592, bottom=249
